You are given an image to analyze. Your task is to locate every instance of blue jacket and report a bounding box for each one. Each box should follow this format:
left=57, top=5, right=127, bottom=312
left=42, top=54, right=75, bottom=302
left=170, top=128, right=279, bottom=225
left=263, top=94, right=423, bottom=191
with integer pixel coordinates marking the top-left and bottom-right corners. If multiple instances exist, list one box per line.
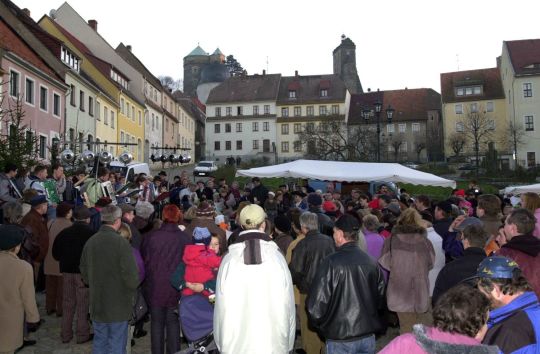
left=483, top=291, right=540, bottom=353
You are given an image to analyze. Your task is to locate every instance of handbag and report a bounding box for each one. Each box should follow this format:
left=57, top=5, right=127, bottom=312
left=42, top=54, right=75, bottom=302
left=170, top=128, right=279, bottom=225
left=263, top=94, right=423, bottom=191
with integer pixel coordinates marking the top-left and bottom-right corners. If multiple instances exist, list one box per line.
left=131, top=288, right=148, bottom=325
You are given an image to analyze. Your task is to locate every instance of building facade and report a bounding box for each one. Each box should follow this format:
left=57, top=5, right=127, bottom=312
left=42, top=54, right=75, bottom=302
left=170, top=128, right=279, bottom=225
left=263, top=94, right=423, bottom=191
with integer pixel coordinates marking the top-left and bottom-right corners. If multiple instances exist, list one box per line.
left=499, top=39, right=540, bottom=168
left=276, top=73, right=350, bottom=161
left=441, top=68, right=508, bottom=165
left=205, top=74, right=281, bottom=163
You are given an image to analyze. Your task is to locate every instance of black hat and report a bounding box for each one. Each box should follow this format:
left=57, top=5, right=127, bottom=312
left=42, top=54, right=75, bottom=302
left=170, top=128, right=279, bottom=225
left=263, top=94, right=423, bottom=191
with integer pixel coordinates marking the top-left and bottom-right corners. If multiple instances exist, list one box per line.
left=274, top=215, right=291, bottom=233
left=436, top=200, right=453, bottom=214
left=335, top=214, right=360, bottom=233
left=30, top=195, right=48, bottom=207
left=0, top=225, right=25, bottom=250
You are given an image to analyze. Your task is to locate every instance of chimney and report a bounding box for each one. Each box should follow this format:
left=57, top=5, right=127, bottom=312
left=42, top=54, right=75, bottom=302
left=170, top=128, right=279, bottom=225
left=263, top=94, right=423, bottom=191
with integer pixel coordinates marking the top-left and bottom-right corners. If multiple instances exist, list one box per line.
left=295, top=70, right=298, bottom=77
left=262, top=69, right=266, bottom=76
left=88, top=19, right=97, bottom=31
left=22, top=8, right=30, bottom=17
left=126, top=45, right=132, bottom=52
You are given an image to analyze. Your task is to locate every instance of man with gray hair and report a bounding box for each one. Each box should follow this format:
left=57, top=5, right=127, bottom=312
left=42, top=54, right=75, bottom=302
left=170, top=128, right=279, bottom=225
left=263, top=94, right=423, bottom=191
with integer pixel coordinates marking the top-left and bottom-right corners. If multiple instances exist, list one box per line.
left=214, top=204, right=295, bottom=353
left=80, top=205, right=139, bottom=353
left=289, top=212, right=336, bottom=354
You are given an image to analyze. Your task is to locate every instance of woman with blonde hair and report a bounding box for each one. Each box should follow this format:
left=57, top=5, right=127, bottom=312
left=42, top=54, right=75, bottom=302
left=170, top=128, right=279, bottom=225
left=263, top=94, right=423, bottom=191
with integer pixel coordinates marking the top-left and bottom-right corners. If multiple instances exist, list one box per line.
left=521, top=192, right=540, bottom=238
left=379, top=208, right=435, bottom=334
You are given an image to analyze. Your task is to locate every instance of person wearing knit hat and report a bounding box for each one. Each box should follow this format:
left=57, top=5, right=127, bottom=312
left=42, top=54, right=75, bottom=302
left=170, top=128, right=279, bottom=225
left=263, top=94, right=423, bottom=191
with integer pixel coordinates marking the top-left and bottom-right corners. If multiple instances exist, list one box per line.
left=182, top=227, right=221, bottom=298
left=0, top=224, right=40, bottom=353
left=196, top=201, right=215, bottom=218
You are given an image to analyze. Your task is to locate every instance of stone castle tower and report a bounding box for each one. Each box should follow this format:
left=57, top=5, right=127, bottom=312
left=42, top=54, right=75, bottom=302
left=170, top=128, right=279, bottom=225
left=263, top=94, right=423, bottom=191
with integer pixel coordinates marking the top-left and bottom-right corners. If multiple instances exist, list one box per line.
left=183, top=45, right=226, bottom=98
left=333, top=35, right=363, bottom=94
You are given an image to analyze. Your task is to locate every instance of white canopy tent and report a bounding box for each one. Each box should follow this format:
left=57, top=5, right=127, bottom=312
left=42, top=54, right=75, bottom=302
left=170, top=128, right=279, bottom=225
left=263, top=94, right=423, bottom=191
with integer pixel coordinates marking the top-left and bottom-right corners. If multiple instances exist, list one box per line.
left=504, top=183, right=540, bottom=195
left=236, top=159, right=456, bottom=188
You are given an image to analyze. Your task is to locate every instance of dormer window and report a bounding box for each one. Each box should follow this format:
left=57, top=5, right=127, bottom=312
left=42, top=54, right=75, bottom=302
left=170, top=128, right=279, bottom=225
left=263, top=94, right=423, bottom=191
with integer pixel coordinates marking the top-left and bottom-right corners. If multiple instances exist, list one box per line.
left=61, top=46, right=80, bottom=72
left=320, top=89, right=328, bottom=97
left=456, top=85, right=482, bottom=97
left=289, top=90, right=296, bottom=99
left=110, top=69, right=128, bottom=90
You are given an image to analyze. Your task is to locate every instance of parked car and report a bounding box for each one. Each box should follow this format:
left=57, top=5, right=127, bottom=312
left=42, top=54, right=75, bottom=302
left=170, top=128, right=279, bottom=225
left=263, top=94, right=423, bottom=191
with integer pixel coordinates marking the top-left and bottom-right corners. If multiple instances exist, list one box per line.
left=193, top=161, right=218, bottom=177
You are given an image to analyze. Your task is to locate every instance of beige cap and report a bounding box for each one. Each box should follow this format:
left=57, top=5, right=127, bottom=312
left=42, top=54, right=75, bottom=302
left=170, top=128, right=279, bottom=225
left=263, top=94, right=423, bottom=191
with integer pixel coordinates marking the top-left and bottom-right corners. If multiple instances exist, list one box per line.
left=239, top=204, right=266, bottom=229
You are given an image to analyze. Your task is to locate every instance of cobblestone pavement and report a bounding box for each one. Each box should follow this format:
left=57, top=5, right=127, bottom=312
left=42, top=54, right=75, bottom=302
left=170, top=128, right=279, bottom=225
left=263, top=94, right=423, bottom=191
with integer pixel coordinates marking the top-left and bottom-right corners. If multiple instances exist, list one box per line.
left=18, top=293, right=397, bottom=353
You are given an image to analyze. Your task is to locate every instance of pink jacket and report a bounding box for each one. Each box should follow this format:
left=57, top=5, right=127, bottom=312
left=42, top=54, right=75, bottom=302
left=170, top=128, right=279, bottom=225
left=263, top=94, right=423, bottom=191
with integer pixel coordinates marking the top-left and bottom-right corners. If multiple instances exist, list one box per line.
left=379, top=325, right=498, bottom=354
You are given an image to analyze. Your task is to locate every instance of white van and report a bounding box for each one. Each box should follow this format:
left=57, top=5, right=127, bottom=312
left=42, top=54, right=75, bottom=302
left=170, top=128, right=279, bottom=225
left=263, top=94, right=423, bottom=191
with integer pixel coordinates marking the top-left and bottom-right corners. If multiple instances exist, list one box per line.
left=109, top=161, right=150, bottom=182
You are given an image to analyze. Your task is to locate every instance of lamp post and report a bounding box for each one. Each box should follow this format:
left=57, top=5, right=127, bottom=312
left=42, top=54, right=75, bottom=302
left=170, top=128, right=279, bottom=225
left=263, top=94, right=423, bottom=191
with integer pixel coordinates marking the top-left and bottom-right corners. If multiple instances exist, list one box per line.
left=362, top=101, right=394, bottom=162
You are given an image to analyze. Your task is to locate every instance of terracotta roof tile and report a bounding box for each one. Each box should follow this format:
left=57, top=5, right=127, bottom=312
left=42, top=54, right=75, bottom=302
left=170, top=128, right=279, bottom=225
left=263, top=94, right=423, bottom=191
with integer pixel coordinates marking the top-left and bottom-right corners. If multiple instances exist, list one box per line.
left=206, top=74, right=281, bottom=104
left=440, top=68, right=504, bottom=103
left=505, top=39, right=540, bottom=76
left=277, top=74, right=347, bottom=104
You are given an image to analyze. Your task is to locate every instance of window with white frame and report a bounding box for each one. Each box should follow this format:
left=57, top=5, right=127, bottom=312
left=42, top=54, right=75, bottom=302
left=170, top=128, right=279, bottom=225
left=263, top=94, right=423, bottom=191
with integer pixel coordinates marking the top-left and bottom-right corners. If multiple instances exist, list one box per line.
left=525, top=115, right=534, bottom=131
left=214, top=124, right=220, bottom=133
left=79, top=90, right=85, bottom=111
left=486, top=101, right=494, bottom=112
left=294, top=106, right=301, bottom=117
left=39, top=135, right=47, bottom=158
left=110, top=111, right=115, bottom=128
left=253, top=140, right=259, bottom=149
left=253, top=105, right=259, bottom=116
left=456, top=122, right=464, bottom=132
left=281, top=107, right=289, bottom=117
left=264, top=105, right=270, bottom=115
left=470, top=103, right=478, bottom=113
left=455, top=104, right=463, bottom=114
left=104, top=106, right=109, bottom=124
left=281, top=124, right=289, bottom=135
left=9, top=70, right=20, bottom=97
left=281, top=141, right=289, bottom=152
left=236, top=140, right=242, bottom=150
left=289, top=90, right=296, bottom=99
left=120, top=98, right=125, bottom=114
left=252, top=122, right=258, bottom=132
left=319, top=106, right=327, bottom=116
left=399, top=124, right=406, bottom=133
left=70, top=84, right=76, bottom=106
left=96, top=101, right=101, bottom=120
left=88, top=96, right=94, bottom=116
left=294, top=123, right=301, bottom=134
left=294, top=141, right=302, bottom=152
left=53, top=93, right=61, bottom=117
left=387, top=124, right=395, bottom=133
left=215, top=141, right=220, bottom=151
left=331, top=105, right=339, bottom=115
left=236, top=123, right=242, bottom=132
left=138, top=111, right=142, bottom=125
left=225, top=123, right=231, bottom=133
left=320, top=89, right=328, bottom=97
left=39, top=86, right=48, bottom=111
left=226, top=107, right=232, bottom=116
left=307, top=106, right=314, bottom=116
left=263, top=122, right=269, bottom=131
left=412, top=123, right=420, bottom=133
left=524, top=83, right=533, bottom=98
left=225, top=141, right=231, bottom=150
left=131, top=106, right=135, bottom=121
left=25, top=78, right=34, bottom=105
left=215, top=107, right=221, bottom=117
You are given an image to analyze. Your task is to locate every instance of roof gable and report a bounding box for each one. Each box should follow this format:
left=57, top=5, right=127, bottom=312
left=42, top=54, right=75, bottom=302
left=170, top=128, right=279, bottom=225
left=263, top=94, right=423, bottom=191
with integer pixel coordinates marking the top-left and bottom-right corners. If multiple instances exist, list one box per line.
left=206, top=74, right=281, bottom=104
left=115, top=43, right=162, bottom=89
left=440, top=68, right=504, bottom=103
left=505, top=39, right=540, bottom=76
left=186, top=45, right=208, bottom=57
left=277, top=74, right=347, bottom=104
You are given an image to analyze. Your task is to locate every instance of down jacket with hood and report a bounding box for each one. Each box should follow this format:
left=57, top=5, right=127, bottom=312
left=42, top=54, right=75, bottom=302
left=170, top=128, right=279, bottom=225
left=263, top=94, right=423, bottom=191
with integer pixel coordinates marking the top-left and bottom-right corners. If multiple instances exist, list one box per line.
left=498, top=233, right=540, bottom=298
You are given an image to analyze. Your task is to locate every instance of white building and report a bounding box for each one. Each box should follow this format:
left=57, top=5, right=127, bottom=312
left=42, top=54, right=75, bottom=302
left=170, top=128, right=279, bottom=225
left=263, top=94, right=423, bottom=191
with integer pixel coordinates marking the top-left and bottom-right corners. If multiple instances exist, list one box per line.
left=205, top=74, right=281, bottom=163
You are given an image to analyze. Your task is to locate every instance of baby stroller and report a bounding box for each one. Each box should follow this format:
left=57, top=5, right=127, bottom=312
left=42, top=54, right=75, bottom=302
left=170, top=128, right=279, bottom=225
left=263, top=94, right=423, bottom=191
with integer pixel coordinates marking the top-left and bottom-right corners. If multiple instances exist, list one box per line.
left=176, top=294, right=218, bottom=354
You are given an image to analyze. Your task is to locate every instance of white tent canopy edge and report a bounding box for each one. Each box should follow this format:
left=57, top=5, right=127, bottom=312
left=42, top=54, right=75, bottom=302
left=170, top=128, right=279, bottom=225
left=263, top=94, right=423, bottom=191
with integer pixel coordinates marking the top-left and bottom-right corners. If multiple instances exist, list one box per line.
left=236, top=159, right=456, bottom=188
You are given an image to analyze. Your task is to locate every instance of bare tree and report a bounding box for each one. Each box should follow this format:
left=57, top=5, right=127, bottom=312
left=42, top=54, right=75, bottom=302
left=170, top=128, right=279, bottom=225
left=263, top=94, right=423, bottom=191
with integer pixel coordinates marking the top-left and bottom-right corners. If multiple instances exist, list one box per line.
left=159, top=76, right=183, bottom=92
left=501, top=120, right=526, bottom=166
left=459, top=105, right=494, bottom=173
left=390, top=137, right=404, bottom=162
left=415, top=140, right=426, bottom=162
left=448, top=132, right=466, bottom=156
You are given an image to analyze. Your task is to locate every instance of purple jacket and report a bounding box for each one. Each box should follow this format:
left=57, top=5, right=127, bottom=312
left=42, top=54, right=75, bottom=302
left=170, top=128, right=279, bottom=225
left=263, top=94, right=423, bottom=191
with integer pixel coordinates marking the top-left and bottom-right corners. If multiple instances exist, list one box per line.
left=141, top=223, right=192, bottom=307
left=132, top=247, right=145, bottom=282
left=364, top=230, right=384, bottom=260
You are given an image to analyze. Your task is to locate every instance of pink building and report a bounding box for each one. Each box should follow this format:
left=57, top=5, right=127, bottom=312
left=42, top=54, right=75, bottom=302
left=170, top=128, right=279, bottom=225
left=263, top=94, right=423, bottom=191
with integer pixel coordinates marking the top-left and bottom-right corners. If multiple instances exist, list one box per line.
left=1, top=14, right=67, bottom=162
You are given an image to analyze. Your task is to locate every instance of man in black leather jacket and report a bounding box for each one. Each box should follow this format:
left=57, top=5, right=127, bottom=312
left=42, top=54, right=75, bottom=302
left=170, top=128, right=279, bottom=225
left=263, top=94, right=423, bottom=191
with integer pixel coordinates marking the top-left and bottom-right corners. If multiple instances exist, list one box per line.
left=307, top=214, right=385, bottom=354
left=289, top=212, right=335, bottom=353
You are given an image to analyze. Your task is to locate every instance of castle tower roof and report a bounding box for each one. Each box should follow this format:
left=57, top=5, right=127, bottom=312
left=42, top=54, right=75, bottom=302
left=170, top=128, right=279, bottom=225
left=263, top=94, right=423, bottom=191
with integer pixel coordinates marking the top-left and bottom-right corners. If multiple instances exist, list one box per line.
left=187, top=45, right=208, bottom=57
left=212, top=47, right=223, bottom=55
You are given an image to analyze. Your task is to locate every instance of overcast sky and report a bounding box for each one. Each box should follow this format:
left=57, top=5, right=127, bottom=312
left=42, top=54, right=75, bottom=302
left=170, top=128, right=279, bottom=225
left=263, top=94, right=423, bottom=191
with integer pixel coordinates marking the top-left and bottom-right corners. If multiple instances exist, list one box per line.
left=14, top=0, right=540, bottom=94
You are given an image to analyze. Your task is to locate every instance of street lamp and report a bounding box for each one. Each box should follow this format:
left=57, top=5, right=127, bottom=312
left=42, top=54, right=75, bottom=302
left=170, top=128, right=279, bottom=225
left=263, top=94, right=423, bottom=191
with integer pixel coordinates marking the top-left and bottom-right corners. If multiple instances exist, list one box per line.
left=362, top=101, right=394, bottom=162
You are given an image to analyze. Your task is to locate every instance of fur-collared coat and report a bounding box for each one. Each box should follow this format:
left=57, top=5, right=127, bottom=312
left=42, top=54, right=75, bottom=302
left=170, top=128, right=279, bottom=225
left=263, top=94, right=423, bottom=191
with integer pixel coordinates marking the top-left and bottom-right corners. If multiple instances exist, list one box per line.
left=379, top=224, right=435, bottom=313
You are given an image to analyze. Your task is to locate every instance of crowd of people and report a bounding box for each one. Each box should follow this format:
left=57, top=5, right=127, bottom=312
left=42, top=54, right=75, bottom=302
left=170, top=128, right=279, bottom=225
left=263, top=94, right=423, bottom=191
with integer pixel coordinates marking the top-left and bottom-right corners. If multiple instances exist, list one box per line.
left=2, top=161, right=540, bottom=354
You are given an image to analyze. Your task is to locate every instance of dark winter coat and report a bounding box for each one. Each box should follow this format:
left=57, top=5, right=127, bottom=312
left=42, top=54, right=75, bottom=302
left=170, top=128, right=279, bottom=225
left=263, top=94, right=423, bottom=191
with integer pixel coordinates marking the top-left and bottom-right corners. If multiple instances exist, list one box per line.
left=20, top=209, right=48, bottom=263
left=432, top=247, right=486, bottom=306
left=498, top=234, right=540, bottom=298
left=52, top=221, right=94, bottom=273
left=141, top=222, right=192, bottom=307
